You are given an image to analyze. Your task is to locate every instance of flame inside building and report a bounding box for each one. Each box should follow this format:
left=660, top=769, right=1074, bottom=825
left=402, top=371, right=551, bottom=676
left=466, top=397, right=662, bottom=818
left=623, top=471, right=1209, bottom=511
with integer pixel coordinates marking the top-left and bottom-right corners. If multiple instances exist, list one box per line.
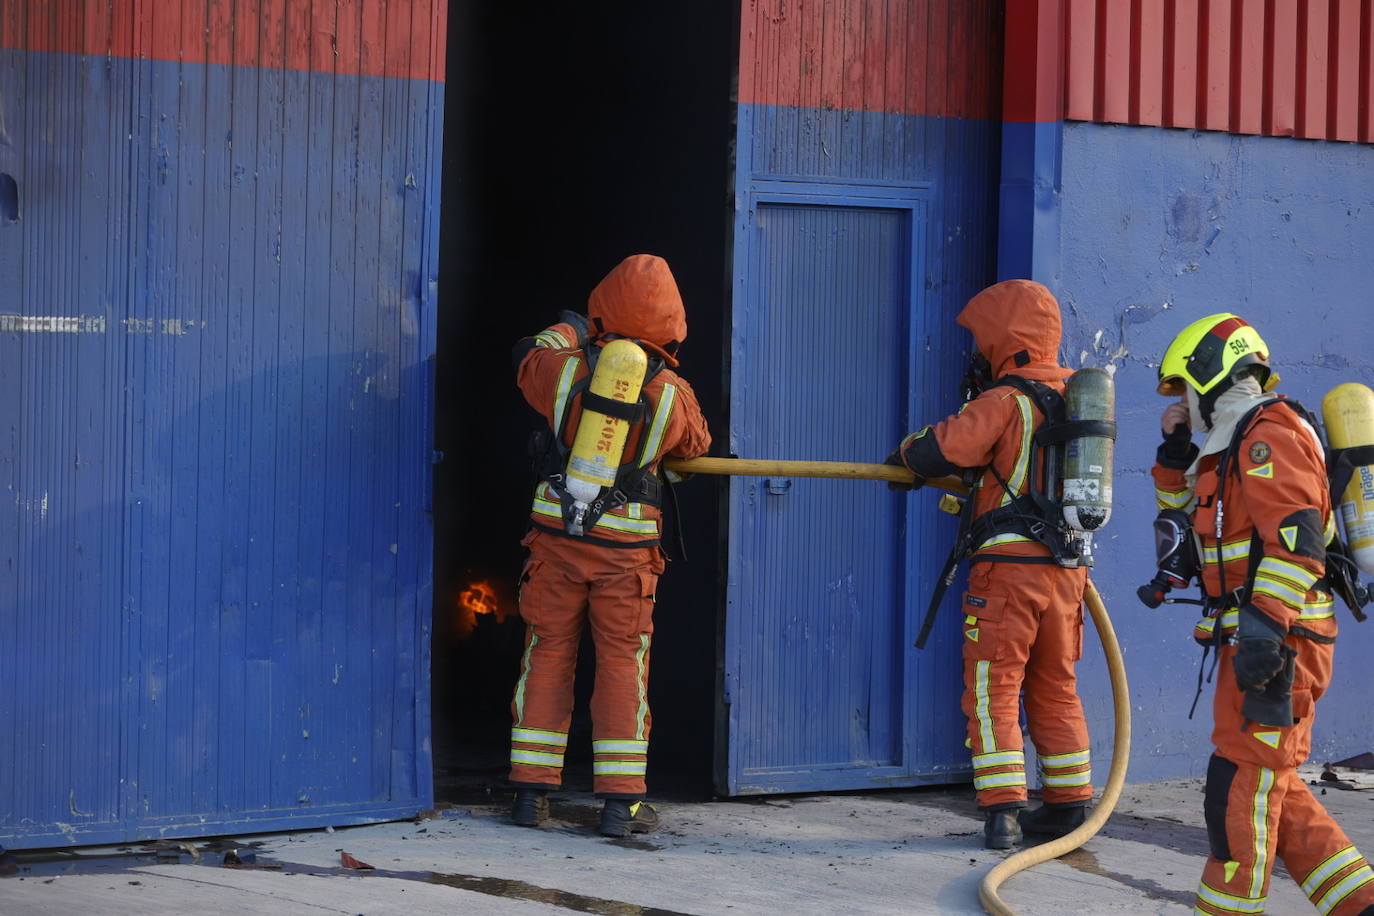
left=454, top=578, right=512, bottom=638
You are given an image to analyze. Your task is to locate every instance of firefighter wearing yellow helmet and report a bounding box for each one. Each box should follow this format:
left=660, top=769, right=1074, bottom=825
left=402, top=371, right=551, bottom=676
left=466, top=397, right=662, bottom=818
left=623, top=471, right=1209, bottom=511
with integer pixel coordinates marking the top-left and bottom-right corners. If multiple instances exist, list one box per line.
left=1151, top=313, right=1374, bottom=915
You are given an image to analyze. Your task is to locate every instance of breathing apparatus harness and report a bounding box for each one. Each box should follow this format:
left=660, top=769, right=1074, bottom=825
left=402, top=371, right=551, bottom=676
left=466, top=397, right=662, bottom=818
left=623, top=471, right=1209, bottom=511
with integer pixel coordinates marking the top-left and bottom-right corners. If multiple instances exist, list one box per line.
left=1139, top=397, right=1370, bottom=722
left=915, top=370, right=1117, bottom=649
left=529, top=336, right=669, bottom=548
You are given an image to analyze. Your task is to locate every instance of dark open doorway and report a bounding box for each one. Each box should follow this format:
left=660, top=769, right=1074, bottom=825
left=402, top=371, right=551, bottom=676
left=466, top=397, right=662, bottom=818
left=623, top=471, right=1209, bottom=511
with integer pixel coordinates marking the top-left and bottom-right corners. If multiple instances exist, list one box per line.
left=433, top=3, right=737, bottom=803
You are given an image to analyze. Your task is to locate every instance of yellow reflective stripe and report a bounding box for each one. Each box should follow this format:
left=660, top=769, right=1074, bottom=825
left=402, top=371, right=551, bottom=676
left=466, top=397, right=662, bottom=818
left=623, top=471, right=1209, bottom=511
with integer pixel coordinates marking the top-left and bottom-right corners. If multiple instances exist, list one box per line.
left=513, top=632, right=539, bottom=725
left=972, top=750, right=1024, bottom=769
left=587, top=512, right=659, bottom=536
left=1041, top=770, right=1092, bottom=787
left=531, top=498, right=659, bottom=535
left=1316, top=865, right=1374, bottom=916
left=511, top=749, right=564, bottom=767
left=535, top=330, right=571, bottom=349
left=634, top=635, right=651, bottom=741
left=1196, top=617, right=1218, bottom=633
left=511, top=728, right=568, bottom=748
left=1197, top=881, right=1266, bottom=914
left=1303, top=845, right=1363, bottom=898
left=1002, top=395, right=1035, bottom=505
left=1256, top=556, right=1318, bottom=591
left=1202, top=539, right=1252, bottom=563
left=974, top=660, right=996, bottom=752
left=1298, top=596, right=1336, bottom=621
left=639, top=383, right=676, bottom=468
left=531, top=497, right=564, bottom=520
left=980, top=533, right=1033, bottom=547
left=974, top=771, right=1027, bottom=790
left=1253, top=576, right=1308, bottom=609
left=551, top=356, right=581, bottom=432
left=1156, top=487, right=1193, bottom=509
left=1039, top=749, right=1091, bottom=767
left=593, top=760, right=648, bottom=776
left=593, top=740, right=649, bottom=754
left=1250, top=767, right=1275, bottom=899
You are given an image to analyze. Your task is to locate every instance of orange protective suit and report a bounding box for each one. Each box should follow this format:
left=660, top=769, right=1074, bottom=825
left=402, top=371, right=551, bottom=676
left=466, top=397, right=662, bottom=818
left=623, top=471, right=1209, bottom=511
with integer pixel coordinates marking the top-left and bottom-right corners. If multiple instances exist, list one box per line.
left=508, top=255, right=711, bottom=799
left=1153, top=401, right=1374, bottom=915
left=895, top=280, right=1092, bottom=809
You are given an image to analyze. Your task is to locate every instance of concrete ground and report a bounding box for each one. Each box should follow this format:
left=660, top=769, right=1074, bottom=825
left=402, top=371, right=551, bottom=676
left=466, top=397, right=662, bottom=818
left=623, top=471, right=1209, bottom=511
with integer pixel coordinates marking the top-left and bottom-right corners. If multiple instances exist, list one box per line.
left=4, top=769, right=1373, bottom=915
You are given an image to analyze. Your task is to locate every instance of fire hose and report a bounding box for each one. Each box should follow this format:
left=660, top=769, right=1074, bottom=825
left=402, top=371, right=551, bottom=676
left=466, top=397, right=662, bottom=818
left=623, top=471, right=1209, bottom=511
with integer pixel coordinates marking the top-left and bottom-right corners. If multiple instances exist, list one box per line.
left=664, top=457, right=1131, bottom=916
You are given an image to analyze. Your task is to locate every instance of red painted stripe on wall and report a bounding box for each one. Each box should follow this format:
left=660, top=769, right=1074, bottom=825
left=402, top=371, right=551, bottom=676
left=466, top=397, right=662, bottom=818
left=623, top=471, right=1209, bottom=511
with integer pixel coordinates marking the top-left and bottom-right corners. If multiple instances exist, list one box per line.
left=1057, top=0, right=1372, bottom=142
left=0, top=0, right=447, bottom=82
left=737, top=0, right=1002, bottom=120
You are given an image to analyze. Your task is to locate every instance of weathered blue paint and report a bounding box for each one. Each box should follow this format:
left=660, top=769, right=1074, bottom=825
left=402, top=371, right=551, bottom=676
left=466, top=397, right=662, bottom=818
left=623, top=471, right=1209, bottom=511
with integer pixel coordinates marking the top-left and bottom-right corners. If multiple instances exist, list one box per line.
left=723, top=104, right=1000, bottom=795
left=0, top=49, right=441, bottom=848
left=1038, top=122, right=1374, bottom=783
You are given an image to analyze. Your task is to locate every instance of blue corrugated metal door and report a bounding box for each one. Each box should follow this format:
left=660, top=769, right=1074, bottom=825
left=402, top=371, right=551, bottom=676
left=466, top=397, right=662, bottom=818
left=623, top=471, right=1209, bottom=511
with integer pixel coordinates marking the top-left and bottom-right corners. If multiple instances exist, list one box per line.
left=724, top=185, right=968, bottom=795
left=0, top=3, right=443, bottom=849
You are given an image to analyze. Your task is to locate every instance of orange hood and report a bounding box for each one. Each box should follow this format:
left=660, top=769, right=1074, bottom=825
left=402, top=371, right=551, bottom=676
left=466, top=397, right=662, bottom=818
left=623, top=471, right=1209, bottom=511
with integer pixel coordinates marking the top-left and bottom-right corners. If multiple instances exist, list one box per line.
left=587, top=255, right=688, bottom=367
left=956, top=279, right=1070, bottom=382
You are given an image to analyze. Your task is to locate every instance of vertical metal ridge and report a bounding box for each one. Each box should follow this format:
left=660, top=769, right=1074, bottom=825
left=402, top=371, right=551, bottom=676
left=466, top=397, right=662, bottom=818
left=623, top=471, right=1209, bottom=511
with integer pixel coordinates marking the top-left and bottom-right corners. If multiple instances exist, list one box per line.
left=2, top=0, right=443, bottom=848
left=1060, top=0, right=1370, bottom=141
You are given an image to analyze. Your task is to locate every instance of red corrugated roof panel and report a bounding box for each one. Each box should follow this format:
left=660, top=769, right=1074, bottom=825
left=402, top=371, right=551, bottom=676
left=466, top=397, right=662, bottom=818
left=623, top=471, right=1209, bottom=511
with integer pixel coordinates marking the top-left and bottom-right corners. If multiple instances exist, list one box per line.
left=1047, top=0, right=1370, bottom=143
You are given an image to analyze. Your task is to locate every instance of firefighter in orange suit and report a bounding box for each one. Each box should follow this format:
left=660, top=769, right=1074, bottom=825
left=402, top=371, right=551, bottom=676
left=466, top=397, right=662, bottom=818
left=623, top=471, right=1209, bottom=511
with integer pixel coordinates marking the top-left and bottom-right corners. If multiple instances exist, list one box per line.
left=506, top=254, right=711, bottom=838
left=887, top=280, right=1093, bottom=850
left=1153, top=314, right=1374, bottom=916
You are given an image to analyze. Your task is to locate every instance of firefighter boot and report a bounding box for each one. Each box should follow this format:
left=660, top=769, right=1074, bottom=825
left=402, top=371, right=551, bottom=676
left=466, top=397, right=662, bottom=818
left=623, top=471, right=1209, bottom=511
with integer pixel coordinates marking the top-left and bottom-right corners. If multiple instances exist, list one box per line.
left=1018, top=801, right=1086, bottom=838
left=599, top=799, right=660, bottom=837
left=510, top=789, right=549, bottom=828
left=983, top=804, right=1024, bottom=850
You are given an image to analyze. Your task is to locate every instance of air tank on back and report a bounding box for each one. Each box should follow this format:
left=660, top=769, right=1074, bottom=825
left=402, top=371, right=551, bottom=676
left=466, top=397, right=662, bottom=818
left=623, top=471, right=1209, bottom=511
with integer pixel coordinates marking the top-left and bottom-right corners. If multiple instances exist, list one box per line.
left=564, top=339, right=647, bottom=535
left=1323, top=382, right=1374, bottom=575
left=1061, top=367, right=1115, bottom=532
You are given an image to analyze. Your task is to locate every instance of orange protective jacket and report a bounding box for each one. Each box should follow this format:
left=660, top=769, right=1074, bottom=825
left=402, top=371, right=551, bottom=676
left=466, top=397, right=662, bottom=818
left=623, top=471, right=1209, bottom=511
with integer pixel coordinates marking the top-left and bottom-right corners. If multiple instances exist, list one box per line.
left=516, top=260, right=710, bottom=548
left=1152, top=400, right=1337, bottom=769
left=897, top=279, right=1072, bottom=559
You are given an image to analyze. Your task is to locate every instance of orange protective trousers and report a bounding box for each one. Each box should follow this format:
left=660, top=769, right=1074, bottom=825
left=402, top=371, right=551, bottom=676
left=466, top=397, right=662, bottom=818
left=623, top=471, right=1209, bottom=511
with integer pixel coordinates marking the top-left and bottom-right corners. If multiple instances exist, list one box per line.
left=960, top=559, right=1092, bottom=808
left=1195, top=645, right=1374, bottom=915
left=507, top=530, right=664, bottom=799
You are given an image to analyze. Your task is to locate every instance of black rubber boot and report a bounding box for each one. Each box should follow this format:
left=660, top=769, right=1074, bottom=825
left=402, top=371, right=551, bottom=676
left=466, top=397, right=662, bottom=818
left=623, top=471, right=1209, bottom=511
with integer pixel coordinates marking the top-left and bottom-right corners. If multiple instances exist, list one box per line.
left=510, top=789, right=549, bottom=827
left=1018, top=801, right=1087, bottom=838
left=983, top=806, right=1024, bottom=850
left=599, top=799, right=660, bottom=837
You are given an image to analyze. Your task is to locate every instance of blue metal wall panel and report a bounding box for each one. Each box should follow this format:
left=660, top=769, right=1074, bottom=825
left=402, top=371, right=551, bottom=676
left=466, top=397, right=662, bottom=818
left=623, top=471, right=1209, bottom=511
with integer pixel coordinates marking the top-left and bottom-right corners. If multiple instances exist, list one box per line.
left=0, top=47, right=441, bottom=848
left=724, top=103, right=1001, bottom=795
left=1048, top=122, right=1374, bottom=783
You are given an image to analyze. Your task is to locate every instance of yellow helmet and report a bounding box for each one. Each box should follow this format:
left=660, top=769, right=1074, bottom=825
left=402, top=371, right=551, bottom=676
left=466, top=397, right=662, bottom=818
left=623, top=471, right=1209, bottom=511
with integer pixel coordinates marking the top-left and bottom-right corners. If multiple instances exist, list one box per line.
left=1157, top=313, right=1275, bottom=397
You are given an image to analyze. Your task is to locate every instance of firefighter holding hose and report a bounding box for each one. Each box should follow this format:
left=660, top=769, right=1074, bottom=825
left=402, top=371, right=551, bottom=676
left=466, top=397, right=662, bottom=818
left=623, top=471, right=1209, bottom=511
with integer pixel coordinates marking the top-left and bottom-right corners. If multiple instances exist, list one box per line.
left=506, top=255, right=711, bottom=837
left=887, top=280, right=1110, bottom=850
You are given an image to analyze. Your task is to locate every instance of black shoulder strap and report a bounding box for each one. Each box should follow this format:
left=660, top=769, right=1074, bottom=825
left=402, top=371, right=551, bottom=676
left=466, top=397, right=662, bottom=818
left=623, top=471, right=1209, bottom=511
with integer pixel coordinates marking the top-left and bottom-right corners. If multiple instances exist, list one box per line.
left=990, top=375, right=1064, bottom=424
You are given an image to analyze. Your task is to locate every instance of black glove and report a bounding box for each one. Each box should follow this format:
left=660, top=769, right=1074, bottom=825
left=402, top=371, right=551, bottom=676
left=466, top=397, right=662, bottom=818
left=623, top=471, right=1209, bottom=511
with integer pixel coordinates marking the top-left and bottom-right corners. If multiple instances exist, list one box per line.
left=1158, top=423, right=1198, bottom=468
left=884, top=449, right=923, bottom=492
left=1241, top=644, right=1297, bottom=727
left=1233, top=606, right=1287, bottom=691
left=557, top=310, right=591, bottom=347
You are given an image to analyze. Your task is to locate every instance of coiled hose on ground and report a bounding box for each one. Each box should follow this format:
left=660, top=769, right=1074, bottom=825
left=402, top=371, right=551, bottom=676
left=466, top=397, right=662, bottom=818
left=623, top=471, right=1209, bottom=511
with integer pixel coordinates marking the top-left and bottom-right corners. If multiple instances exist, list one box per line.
left=664, top=457, right=1132, bottom=916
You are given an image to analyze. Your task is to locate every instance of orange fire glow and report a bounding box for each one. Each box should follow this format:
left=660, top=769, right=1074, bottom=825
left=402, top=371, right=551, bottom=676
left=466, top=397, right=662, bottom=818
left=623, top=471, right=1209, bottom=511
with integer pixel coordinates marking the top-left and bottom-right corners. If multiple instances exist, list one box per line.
left=460, top=580, right=501, bottom=618
left=454, top=578, right=511, bottom=638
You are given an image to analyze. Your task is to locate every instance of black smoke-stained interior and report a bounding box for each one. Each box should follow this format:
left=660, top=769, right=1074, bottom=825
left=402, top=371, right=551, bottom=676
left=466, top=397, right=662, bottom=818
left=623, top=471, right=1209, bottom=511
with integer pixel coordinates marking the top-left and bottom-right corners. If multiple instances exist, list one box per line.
left=433, top=2, right=737, bottom=801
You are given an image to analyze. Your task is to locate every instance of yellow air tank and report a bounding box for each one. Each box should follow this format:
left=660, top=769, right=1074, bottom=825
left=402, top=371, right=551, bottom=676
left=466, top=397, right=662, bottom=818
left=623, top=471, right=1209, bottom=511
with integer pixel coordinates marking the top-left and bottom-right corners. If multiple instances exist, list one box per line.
left=1323, top=382, right=1374, bottom=575
left=564, top=339, right=648, bottom=534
